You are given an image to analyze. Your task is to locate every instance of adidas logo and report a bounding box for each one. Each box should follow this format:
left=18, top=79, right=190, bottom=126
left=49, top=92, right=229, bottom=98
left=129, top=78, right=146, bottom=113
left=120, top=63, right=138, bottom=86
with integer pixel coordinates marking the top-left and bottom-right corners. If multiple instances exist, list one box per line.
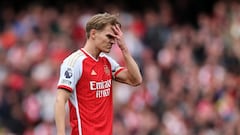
left=91, top=70, right=97, bottom=75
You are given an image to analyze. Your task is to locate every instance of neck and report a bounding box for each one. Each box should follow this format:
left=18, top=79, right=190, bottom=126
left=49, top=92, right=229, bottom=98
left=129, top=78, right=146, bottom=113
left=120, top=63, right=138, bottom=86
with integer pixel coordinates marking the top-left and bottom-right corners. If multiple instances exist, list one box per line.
left=83, top=41, right=100, bottom=59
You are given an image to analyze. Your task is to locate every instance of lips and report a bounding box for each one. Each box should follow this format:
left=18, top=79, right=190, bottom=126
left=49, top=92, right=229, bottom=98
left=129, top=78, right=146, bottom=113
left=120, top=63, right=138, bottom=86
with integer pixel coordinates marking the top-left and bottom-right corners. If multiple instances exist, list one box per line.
left=108, top=43, right=114, bottom=47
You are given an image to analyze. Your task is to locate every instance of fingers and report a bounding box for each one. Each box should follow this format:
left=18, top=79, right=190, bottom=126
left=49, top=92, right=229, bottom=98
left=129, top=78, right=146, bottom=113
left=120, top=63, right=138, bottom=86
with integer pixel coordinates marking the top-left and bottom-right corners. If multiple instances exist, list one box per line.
left=111, top=24, right=122, bottom=36
left=114, top=24, right=121, bottom=31
left=111, top=26, right=118, bottom=35
left=107, top=33, right=118, bottom=39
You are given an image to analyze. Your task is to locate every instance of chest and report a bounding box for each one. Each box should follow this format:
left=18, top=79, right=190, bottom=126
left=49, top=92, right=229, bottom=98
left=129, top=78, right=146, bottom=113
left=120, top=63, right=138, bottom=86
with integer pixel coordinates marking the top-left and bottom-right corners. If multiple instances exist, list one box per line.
left=82, top=58, right=112, bottom=81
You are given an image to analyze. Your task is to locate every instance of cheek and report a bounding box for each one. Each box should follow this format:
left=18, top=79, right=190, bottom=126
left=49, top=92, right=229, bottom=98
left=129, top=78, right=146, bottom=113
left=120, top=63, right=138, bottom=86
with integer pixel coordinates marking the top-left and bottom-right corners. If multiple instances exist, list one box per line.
left=101, top=38, right=110, bottom=44
left=97, top=35, right=107, bottom=42
left=95, top=38, right=109, bottom=48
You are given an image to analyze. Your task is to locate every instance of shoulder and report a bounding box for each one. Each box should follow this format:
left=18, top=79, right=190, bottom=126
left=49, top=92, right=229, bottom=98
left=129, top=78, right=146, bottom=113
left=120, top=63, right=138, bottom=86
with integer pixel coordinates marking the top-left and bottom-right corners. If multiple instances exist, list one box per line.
left=62, top=50, right=86, bottom=67
left=99, top=53, right=120, bottom=68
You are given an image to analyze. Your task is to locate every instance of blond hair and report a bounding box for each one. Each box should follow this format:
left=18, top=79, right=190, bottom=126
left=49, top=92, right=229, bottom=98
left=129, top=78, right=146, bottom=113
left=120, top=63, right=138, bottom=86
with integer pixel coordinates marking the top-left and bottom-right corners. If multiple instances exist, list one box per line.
left=86, top=13, right=121, bottom=38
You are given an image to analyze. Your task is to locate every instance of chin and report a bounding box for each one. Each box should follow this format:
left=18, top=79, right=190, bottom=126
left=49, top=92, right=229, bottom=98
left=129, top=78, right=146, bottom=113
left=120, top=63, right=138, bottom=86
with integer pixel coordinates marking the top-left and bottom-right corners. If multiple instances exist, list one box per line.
left=102, top=49, right=111, bottom=53
left=104, top=50, right=111, bottom=53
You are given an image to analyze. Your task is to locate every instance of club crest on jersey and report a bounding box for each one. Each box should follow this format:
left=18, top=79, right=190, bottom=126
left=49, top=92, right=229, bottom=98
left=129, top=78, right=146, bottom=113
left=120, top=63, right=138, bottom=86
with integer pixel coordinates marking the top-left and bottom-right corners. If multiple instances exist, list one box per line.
left=64, top=68, right=73, bottom=78
left=104, top=65, right=110, bottom=76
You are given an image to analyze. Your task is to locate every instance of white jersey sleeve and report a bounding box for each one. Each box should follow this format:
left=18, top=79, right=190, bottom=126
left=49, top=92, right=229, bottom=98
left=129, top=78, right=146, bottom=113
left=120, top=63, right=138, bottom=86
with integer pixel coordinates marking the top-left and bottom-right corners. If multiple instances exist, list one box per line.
left=57, top=50, right=85, bottom=92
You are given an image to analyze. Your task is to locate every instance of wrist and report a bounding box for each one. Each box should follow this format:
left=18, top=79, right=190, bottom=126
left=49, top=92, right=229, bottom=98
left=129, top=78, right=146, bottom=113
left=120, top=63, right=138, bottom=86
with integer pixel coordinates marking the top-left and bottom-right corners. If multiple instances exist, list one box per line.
left=120, top=47, right=129, bottom=54
left=119, top=43, right=128, bottom=51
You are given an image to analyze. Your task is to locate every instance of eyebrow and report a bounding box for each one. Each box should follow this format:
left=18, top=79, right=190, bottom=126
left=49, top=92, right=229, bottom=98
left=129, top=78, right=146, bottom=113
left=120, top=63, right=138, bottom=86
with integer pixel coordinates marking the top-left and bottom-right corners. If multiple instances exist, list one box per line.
left=106, top=34, right=115, bottom=39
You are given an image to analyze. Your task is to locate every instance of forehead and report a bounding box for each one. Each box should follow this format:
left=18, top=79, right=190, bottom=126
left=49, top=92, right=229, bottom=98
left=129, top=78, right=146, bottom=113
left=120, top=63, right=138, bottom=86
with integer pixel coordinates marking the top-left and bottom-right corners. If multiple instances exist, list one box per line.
left=101, top=24, right=114, bottom=34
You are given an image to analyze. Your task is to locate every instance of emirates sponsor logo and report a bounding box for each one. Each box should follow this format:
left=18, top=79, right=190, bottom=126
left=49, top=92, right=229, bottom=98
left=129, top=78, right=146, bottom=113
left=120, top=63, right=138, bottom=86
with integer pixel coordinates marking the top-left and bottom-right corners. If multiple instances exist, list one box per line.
left=90, top=80, right=111, bottom=90
left=89, top=79, right=111, bottom=98
left=96, top=88, right=110, bottom=98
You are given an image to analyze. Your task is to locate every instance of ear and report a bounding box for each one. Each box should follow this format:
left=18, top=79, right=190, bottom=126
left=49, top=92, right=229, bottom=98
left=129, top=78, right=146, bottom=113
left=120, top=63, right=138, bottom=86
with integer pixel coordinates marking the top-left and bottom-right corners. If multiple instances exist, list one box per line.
left=90, top=29, right=96, bottom=39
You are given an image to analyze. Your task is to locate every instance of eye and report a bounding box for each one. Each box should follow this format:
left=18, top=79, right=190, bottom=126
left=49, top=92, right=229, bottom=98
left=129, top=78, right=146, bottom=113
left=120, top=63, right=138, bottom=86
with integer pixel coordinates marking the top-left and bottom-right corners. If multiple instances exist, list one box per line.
left=106, top=34, right=114, bottom=39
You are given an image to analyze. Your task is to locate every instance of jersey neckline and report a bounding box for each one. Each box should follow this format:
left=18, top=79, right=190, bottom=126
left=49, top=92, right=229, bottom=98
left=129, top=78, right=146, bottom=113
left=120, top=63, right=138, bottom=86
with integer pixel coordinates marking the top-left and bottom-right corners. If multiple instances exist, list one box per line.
left=80, top=48, right=99, bottom=62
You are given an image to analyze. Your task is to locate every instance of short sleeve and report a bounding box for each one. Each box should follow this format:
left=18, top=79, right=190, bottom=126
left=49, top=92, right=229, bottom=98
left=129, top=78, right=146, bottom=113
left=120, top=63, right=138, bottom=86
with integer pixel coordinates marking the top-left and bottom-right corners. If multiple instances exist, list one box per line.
left=57, top=51, right=84, bottom=92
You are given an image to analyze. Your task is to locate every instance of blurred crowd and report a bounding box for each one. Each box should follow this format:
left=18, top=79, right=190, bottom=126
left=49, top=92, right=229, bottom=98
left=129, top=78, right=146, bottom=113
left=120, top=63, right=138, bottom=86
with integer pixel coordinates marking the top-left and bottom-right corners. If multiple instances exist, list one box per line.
left=0, top=0, right=240, bottom=135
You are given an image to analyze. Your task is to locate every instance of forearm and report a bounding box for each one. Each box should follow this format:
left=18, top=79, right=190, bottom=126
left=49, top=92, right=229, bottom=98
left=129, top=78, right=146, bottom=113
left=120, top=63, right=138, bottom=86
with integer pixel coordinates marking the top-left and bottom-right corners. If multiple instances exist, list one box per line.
left=121, top=48, right=142, bottom=85
left=111, top=24, right=142, bottom=85
left=55, top=98, right=67, bottom=135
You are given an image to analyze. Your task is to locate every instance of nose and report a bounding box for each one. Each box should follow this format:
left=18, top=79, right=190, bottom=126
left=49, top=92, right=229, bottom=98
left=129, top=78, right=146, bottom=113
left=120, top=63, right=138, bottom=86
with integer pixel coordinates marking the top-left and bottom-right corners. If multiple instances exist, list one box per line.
left=109, top=38, right=116, bottom=44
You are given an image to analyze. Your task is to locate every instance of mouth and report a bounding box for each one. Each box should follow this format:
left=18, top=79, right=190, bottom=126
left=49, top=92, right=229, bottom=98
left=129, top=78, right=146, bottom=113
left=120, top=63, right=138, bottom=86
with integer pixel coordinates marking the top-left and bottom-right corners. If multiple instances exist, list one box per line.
left=105, top=45, right=111, bottom=50
left=108, top=43, right=114, bottom=47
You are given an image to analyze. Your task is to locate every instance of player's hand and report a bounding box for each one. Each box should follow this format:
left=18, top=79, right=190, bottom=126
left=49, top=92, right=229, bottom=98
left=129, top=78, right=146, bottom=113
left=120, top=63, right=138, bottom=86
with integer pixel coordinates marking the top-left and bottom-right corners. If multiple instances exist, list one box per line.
left=111, top=24, right=127, bottom=51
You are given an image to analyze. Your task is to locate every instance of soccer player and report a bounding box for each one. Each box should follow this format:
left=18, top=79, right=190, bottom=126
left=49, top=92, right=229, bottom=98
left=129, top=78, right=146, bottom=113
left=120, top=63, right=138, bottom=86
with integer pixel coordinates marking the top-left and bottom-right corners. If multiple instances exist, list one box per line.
left=54, top=13, right=142, bottom=135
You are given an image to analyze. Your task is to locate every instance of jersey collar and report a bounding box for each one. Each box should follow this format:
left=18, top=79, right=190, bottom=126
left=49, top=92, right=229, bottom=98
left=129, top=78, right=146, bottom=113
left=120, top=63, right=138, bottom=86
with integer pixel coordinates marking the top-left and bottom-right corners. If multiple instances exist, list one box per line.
left=80, top=48, right=99, bottom=62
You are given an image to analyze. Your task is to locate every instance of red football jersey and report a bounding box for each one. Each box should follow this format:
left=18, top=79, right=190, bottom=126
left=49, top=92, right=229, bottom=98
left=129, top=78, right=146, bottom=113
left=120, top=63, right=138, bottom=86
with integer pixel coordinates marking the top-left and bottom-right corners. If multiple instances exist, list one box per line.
left=57, top=49, right=124, bottom=135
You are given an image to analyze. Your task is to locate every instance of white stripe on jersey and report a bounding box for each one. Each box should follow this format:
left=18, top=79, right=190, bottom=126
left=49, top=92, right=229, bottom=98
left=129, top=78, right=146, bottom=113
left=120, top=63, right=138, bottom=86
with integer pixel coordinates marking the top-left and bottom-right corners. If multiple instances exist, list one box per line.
left=63, top=50, right=85, bottom=135
left=74, top=88, right=83, bottom=135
